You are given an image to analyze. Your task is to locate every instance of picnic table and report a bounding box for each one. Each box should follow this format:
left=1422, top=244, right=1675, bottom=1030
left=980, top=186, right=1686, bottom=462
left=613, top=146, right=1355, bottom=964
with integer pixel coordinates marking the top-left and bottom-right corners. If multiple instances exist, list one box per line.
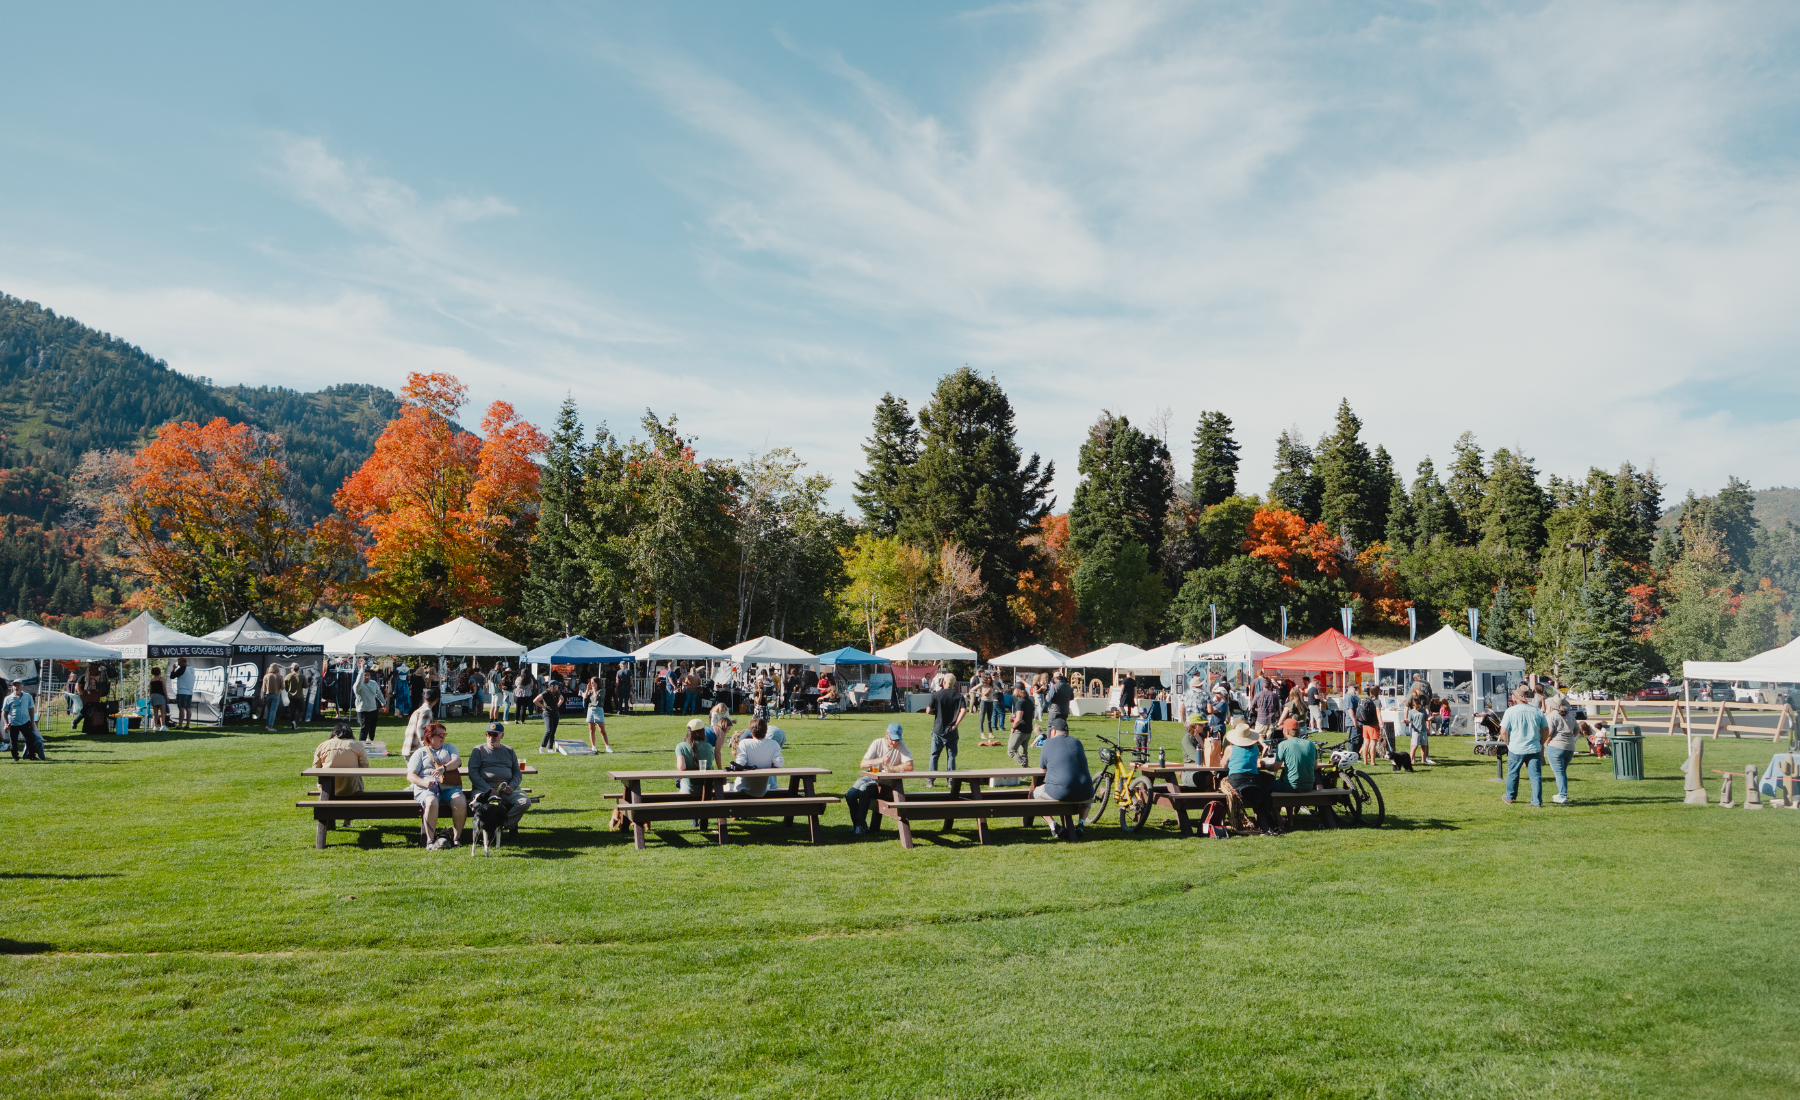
left=606, top=767, right=836, bottom=848
left=297, top=765, right=539, bottom=848
left=1130, top=760, right=1355, bottom=834
left=867, top=767, right=1091, bottom=848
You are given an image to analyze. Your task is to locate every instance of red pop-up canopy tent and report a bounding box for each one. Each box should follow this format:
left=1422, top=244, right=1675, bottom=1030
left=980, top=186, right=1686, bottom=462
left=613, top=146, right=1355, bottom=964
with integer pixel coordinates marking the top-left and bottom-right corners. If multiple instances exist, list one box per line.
left=1260, top=628, right=1376, bottom=674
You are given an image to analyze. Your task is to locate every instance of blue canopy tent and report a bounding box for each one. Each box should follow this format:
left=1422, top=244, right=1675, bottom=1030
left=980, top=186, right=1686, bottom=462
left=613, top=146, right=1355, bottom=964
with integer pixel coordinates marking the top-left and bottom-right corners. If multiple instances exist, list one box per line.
left=818, top=646, right=894, bottom=711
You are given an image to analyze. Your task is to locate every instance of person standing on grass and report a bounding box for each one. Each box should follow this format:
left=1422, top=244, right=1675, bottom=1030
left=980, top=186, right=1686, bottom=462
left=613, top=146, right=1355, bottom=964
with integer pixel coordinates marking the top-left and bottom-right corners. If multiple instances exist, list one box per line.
left=260, top=663, right=285, bottom=732
left=615, top=662, right=633, bottom=716
left=1280, top=687, right=1307, bottom=740
left=1118, top=671, right=1137, bottom=717
left=4, top=679, right=43, bottom=761
left=1007, top=677, right=1037, bottom=769
left=1306, top=677, right=1323, bottom=732
left=1502, top=687, right=1548, bottom=807
left=925, top=672, right=966, bottom=781
left=1544, top=696, right=1578, bottom=805
left=352, top=660, right=383, bottom=742
left=172, top=657, right=194, bottom=730
left=408, top=723, right=465, bottom=849
left=283, top=663, right=306, bottom=729
left=1251, top=677, right=1282, bottom=741
left=535, top=676, right=564, bottom=751
left=582, top=675, right=613, bottom=753
left=1036, top=719, right=1095, bottom=839
left=1409, top=697, right=1434, bottom=766
left=147, top=666, right=169, bottom=733
left=514, top=666, right=537, bottom=724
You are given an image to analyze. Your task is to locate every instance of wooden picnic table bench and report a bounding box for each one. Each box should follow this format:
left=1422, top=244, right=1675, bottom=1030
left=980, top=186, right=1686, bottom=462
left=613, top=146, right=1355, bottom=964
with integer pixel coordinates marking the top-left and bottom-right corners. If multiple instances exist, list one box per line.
left=297, top=766, right=538, bottom=848
left=1131, top=762, right=1355, bottom=834
left=606, top=767, right=835, bottom=848
left=868, top=769, right=1091, bottom=848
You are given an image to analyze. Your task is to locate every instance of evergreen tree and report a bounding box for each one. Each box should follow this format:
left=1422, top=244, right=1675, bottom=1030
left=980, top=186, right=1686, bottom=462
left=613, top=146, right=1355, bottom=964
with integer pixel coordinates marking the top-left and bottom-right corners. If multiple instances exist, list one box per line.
left=1071, top=541, right=1165, bottom=645
left=1607, top=461, right=1663, bottom=566
left=1481, top=448, right=1548, bottom=557
left=522, top=397, right=598, bottom=643
left=1190, top=411, right=1240, bottom=509
left=1567, top=564, right=1648, bottom=695
left=1410, top=458, right=1462, bottom=547
left=896, top=367, right=1054, bottom=643
left=1384, top=478, right=1415, bottom=549
left=1680, top=476, right=1758, bottom=572
left=1315, top=399, right=1376, bottom=549
left=1445, top=432, right=1487, bottom=537
left=1368, top=444, right=1396, bottom=542
left=1481, top=582, right=1530, bottom=658
left=1069, top=412, right=1173, bottom=569
left=1749, top=520, right=1800, bottom=596
left=1269, top=429, right=1322, bottom=522
left=851, top=394, right=918, bottom=536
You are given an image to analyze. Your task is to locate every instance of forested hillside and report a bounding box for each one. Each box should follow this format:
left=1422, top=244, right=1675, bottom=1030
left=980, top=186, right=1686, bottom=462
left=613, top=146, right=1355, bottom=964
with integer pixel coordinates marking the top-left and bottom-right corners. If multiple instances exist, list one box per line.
left=0, top=293, right=399, bottom=627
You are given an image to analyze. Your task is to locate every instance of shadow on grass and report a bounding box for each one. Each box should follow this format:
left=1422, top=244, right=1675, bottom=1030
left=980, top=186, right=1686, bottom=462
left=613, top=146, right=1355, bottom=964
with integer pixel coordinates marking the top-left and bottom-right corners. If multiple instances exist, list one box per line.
left=0, top=872, right=121, bottom=880
left=0, top=940, right=56, bottom=955
left=1379, top=817, right=1463, bottom=831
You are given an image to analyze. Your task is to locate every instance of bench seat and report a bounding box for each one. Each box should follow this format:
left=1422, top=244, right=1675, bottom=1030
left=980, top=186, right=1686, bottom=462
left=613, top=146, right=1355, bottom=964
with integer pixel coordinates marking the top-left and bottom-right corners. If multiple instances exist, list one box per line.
left=616, top=796, right=838, bottom=848
left=297, top=799, right=523, bottom=848
left=876, top=797, right=1091, bottom=848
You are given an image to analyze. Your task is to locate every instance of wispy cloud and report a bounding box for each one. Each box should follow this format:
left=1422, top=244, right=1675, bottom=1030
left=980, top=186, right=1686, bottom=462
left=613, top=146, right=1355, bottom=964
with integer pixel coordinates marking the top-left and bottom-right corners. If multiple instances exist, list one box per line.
left=620, top=0, right=1800, bottom=499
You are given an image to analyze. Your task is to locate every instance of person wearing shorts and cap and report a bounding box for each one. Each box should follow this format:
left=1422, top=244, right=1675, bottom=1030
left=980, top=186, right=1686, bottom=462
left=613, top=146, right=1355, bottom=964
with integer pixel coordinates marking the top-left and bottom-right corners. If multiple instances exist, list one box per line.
left=407, top=723, right=466, bottom=849
left=846, top=722, right=914, bottom=835
left=470, top=721, right=531, bottom=832
left=1222, top=720, right=1281, bottom=836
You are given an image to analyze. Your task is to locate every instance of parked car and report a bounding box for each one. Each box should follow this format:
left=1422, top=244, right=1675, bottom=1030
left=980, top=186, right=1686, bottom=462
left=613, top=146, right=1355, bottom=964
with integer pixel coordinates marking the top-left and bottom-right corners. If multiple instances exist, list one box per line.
left=1705, top=682, right=1734, bottom=703
left=1637, top=682, right=1672, bottom=701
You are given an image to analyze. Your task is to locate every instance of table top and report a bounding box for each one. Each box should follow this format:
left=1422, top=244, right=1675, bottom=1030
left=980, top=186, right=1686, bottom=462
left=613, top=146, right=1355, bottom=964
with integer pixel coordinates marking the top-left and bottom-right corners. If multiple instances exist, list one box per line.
left=868, top=768, right=1044, bottom=780
left=304, top=765, right=538, bottom=776
left=1133, top=762, right=1224, bottom=773
left=606, top=767, right=831, bottom=781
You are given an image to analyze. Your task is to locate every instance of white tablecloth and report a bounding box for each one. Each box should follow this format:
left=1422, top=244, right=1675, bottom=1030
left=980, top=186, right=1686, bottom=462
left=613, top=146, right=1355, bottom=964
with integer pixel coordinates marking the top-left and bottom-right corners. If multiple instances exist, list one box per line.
left=1070, top=698, right=1110, bottom=716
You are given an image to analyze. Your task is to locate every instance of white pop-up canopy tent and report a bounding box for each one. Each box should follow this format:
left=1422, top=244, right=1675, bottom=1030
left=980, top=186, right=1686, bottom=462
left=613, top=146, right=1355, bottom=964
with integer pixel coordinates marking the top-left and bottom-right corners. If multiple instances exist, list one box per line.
left=0, top=619, right=123, bottom=662
left=1069, top=641, right=1156, bottom=671
left=876, top=628, right=978, bottom=662
left=723, top=635, right=819, bottom=666
left=323, top=617, right=441, bottom=658
left=1685, top=635, right=1800, bottom=686
left=410, top=616, right=526, bottom=657
left=1374, top=626, right=1525, bottom=674
left=631, top=632, right=728, bottom=662
left=90, top=612, right=229, bottom=661
left=1180, top=625, right=1290, bottom=664
left=988, top=643, right=1071, bottom=668
left=290, top=617, right=349, bottom=645
left=1374, top=625, right=1526, bottom=724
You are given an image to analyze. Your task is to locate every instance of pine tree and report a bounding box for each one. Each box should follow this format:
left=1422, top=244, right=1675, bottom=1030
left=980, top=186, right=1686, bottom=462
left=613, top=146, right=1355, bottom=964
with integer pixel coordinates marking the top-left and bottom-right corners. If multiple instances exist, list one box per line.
left=1190, top=411, right=1240, bottom=509
left=522, top=397, right=596, bottom=642
left=1567, top=565, right=1648, bottom=695
left=1410, top=458, right=1463, bottom=547
left=1385, top=478, right=1415, bottom=549
left=1368, top=444, right=1396, bottom=542
left=1481, top=448, right=1549, bottom=557
left=1445, top=432, right=1487, bottom=538
left=1269, top=429, right=1322, bottom=522
left=897, top=367, right=1054, bottom=642
left=1482, top=582, right=1529, bottom=657
left=852, top=394, right=918, bottom=536
left=1069, top=412, right=1173, bottom=569
left=1315, top=399, right=1376, bottom=550
left=1606, top=461, right=1663, bottom=566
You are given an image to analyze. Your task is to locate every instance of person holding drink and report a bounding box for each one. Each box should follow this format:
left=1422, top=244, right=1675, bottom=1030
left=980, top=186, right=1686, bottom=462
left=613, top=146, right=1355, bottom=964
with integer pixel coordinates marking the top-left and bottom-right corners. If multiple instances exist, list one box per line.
left=844, top=722, right=914, bottom=835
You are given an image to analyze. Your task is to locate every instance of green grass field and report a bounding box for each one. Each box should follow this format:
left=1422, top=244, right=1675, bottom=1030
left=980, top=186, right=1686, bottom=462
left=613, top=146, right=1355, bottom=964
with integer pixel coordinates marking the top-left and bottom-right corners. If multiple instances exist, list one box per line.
left=3, top=706, right=1798, bottom=1099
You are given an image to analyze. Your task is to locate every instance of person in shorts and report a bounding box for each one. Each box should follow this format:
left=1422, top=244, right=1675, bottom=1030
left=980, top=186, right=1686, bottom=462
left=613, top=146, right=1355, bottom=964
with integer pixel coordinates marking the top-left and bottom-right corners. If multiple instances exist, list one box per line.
left=172, top=657, right=195, bottom=730
left=147, top=666, right=169, bottom=733
left=407, top=723, right=465, bottom=849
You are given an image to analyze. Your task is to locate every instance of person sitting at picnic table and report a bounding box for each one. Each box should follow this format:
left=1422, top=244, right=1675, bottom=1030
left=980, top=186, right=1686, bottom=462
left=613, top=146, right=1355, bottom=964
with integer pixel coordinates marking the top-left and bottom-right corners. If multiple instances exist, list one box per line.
left=1273, top=727, right=1317, bottom=794
left=1223, top=719, right=1282, bottom=837
left=676, top=719, right=715, bottom=792
left=1036, top=718, right=1094, bottom=839
left=816, top=679, right=842, bottom=718
left=1584, top=720, right=1610, bottom=758
left=845, top=722, right=914, bottom=834
left=1181, top=718, right=1208, bottom=768
left=312, top=722, right=369, bottom=795
left=469, top=721, right=531, bottom=832
left=729, top=716, right=784, bottom=796
left=408, top=723, right=465, bottom=849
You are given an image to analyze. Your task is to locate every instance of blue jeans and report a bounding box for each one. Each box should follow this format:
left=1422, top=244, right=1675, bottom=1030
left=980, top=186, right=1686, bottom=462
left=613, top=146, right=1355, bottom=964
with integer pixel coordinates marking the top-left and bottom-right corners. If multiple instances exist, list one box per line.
left=264, top=698, right=280, bottom=728
left=1545, top=746, right=1574, bottom=799
left=1506, top=750, right=1543, bottom=804
left=8, top=721, right=44, bottom=759
left=930, top=727, right=959, bottom=772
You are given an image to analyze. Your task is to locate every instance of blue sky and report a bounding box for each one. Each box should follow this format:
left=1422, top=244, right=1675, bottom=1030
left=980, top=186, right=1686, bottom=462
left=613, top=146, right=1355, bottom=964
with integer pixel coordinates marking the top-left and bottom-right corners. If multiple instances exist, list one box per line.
left=4, top=1, right=1799, bottom=510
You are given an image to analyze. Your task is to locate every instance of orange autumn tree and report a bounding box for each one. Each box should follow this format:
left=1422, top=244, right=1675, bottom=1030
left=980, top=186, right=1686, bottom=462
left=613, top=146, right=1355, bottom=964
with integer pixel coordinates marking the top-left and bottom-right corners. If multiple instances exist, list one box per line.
left=333, top=372, right=548, bottom=629
left=86, top=417, right=332, bottom=632
left=1008, top=513, right=1088, bottom=655
left=1244, top=506, right=1343, bottom=585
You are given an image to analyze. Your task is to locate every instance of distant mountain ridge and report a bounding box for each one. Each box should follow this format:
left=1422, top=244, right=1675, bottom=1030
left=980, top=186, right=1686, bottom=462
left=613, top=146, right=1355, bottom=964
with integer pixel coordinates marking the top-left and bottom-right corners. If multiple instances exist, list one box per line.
left=0, top=292, right=399, bottom=520
left=1660, top=486, right=1800, bottom=532
left=0, top=291, right=401, bottom=627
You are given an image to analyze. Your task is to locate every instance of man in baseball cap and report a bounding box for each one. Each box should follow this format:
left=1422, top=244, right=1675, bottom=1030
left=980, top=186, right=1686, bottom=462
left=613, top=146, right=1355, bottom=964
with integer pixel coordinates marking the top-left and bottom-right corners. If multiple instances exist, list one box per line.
left=845, top=722, right=913, bottom=835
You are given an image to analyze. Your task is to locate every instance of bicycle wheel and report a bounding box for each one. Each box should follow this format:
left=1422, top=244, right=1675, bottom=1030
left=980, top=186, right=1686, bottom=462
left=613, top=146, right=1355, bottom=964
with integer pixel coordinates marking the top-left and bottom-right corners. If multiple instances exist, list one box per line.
left=1087, top=767, right=1117, bottom=826
left=1119, top=775, right=1154, bottom=833
left=1351, top=771, right=1385, bottom=828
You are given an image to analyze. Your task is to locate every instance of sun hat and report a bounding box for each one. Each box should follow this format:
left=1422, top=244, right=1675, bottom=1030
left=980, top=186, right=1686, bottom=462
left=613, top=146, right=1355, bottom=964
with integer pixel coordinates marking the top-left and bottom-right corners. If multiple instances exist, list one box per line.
left=686, top=718, right=706, bottom=732
left=1224, top=720, right=1259, bottom=747
left=886, top=722, right=903, bottom=740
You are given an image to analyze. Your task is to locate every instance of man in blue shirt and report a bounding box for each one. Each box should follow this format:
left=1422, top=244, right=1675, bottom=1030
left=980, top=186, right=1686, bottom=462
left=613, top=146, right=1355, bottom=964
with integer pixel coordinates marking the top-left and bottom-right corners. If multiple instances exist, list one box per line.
left=4, top=680, right=43, bottom=761
left=1502, top=687, right=1548, bottom=806
left=1035, top=720, right=1094, bottom=839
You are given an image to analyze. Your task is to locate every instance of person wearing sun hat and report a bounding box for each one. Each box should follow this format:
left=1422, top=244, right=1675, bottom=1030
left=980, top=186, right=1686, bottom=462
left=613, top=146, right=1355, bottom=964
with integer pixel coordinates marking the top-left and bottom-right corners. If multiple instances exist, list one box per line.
left=1222, top=719, right=1281, bottom=836
left=845, top=722, right=914, bottom=834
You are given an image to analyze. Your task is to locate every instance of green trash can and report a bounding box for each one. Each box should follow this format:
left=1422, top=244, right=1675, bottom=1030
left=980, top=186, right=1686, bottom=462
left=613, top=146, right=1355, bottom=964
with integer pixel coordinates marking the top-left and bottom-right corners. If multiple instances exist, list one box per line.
left=1611, top=725, right=1644, bottom=781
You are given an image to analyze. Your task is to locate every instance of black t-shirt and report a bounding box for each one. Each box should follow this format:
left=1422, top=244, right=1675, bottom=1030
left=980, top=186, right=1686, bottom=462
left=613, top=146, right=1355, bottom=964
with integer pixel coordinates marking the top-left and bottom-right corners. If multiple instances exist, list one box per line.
left=1039, top=735, right=1093, bottom=801
left=1119, top=675, right=1136, bottom=706
left=928, top=688, right=965, bottom=736
left=1012, top=691, right=1036, bottom=733
left=1045, top=681, right=1074, bottom=721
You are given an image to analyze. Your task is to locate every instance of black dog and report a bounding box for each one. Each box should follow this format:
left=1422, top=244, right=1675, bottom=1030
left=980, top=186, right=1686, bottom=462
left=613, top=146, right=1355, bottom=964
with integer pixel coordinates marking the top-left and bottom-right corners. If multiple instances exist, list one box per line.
left=468, top=786, right=512, bottom=856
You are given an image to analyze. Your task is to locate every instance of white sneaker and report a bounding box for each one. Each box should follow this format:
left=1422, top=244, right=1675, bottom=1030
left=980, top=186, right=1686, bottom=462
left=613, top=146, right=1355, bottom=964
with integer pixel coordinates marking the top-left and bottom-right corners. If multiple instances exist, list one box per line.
left=1552, top=794, right=1568, bottom=804
left=605, top=745, right=614, bottom=753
